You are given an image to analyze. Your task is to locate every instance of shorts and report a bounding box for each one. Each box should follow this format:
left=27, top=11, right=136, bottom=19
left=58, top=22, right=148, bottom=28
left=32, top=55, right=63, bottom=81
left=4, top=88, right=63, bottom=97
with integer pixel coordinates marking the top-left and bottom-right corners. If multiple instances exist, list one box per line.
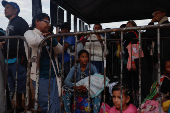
left=7, top=62, right=27, bottom=93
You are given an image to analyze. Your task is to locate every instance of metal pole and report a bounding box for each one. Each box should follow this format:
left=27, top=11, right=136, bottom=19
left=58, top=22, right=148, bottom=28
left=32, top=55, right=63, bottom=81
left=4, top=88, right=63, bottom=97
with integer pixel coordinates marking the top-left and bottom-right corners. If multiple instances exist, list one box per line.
left=47, top=38, right=53, bottom=112
left=120, top=31, right=123, bottom=113
left=103, top=32, right=107, bottom=113
left=14, top=39, right=19, bottom=113
left=73, top=35, right=77, bottom=113
left=34, top=43, right=43, bottom=112
left=88, top=34, right=92, bottom=112
left=157, top=28, right=161, bottom=113
left=138, top=30, right=142, bottom=113
left=25, top=43, right=31, bottom=111
left=4, top=39, right=9, bottom=112
left=60, top=36, right=65, bottom=113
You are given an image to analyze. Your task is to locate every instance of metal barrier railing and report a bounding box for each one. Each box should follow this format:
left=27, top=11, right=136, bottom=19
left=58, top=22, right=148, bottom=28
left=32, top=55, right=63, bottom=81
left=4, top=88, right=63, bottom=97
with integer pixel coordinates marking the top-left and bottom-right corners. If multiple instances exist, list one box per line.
left=0, top=36, right=31, bottom=112
left=1, top=23, right=170, bottom=113
left=35, top=23, right=170, bottom=113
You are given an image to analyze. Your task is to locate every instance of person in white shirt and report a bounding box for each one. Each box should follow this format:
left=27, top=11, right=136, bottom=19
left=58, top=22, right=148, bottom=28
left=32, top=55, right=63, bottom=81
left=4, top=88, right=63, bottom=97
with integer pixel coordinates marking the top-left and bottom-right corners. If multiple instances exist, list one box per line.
left=24, top=13, right=63, bottom=113
left=84, top=24, right=108, bottom=74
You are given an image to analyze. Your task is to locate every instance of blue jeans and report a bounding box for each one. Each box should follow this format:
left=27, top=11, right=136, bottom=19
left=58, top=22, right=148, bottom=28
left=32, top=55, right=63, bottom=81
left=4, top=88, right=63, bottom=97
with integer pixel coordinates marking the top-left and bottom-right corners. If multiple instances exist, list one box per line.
left=32, top=78, right=62, bottom=113
left=7, top=62, right=26, bottom=93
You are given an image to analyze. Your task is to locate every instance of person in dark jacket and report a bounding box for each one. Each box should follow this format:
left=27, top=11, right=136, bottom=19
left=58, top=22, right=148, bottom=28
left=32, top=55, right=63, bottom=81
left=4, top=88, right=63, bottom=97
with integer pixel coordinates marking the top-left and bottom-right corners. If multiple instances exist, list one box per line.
left=122, top=20, right=139, bottom=93
left=1, top=1, right=29, bottom=112
left=146, top=8, right=170, bottom=85
left=146, top=8, right=170, bottom=61
left=123, top=20, right=138, bottom=63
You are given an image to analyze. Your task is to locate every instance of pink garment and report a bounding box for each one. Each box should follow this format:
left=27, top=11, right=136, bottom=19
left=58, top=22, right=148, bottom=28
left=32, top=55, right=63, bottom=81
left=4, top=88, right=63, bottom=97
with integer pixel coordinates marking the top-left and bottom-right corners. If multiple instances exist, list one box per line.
left=140, top=100, right=165, bottom=113
left=79, top=36, right=87, bottom=45
left=99, top=102, right=111, bottom=113
left=108, top=104, right=138, bottom=113
left=126, top=44, right=144, bottom=71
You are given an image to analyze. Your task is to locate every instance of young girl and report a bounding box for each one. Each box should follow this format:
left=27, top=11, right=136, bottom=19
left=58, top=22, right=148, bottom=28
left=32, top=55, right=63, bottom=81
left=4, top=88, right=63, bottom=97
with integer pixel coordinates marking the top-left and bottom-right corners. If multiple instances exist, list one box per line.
left=109, top=81, right=138, bottom=113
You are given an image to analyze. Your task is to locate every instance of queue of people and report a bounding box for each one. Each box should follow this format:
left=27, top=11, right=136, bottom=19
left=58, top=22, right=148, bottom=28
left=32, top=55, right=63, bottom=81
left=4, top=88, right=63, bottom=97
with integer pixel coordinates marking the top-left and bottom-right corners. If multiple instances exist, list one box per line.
left=1, top=0, right=170, bottom=113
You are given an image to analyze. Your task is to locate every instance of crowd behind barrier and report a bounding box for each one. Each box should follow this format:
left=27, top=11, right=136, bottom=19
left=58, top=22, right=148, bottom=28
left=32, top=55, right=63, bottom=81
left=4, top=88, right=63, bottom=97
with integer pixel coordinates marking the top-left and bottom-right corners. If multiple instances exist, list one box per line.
left=1, top=23, right=170, bottom=113
left=1, top=1, right=170, bottom=112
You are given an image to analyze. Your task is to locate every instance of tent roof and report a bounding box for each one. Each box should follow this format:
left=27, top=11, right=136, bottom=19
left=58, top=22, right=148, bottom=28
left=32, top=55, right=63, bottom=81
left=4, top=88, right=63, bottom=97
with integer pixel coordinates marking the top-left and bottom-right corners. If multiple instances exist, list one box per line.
left=53, top=0, right=170, bottom=24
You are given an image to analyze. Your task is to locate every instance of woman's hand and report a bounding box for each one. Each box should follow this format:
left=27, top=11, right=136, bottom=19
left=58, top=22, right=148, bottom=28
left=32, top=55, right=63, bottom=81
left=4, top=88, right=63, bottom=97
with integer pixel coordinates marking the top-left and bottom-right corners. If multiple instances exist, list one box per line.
left=72, top=85, right=87, bottom=92
left=78, top=85, right=87, bottom=92
left=42, top=32, right=51, bottom=37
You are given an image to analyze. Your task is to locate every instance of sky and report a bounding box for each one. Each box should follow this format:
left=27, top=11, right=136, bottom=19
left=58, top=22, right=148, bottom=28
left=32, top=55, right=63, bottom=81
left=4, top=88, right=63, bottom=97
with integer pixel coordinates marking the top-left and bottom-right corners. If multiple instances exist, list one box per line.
left=0, top=0, right=167, bottom=33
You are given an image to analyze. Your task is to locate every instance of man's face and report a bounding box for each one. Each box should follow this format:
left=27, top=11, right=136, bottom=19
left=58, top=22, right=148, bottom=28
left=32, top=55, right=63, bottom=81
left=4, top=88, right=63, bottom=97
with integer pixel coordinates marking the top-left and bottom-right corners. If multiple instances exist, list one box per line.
left=36, top=17, right=50, bottom=33
left=93, top=24, right=102, bottom=31
left=4, top=4, right=17, bottom=19
left=152, top=11, right=165, bottom=22
left=60, top=28, right=69, bottom=33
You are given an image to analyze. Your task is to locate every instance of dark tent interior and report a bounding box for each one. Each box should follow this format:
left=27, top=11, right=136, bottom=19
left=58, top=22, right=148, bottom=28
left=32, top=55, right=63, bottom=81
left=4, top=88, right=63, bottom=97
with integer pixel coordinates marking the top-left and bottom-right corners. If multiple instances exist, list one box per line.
left=51, top=0, right=170, bottom=24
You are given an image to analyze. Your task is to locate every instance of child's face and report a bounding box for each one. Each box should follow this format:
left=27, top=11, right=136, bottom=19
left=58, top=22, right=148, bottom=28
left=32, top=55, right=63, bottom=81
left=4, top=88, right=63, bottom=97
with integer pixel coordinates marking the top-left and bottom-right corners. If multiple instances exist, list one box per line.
left=112, top=90, right=130, bottom=111
left=78, top=53, right=89, bottom=65
left=164, top=61, right=170, bottom=75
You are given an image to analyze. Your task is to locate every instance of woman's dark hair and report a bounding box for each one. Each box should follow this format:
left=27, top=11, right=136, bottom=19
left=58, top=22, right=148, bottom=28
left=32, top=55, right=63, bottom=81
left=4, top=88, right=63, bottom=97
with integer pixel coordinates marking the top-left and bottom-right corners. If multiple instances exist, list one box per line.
left=112, top=80, right=133, bottom=105
left=93, top=23, right=102, bottom=29
left=127, top=20, right=137, bottom=27
left=120, top=24, right=126, bottom=28
left=29, top=13, right=50, bottom=30
left=78, top=49, right=89, bottom=58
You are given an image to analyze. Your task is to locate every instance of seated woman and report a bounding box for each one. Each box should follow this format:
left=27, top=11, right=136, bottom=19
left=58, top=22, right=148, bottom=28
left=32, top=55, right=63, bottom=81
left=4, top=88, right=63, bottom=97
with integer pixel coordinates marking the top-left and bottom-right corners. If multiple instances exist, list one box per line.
left=63, top=49, right=101, bottom=113
left=141, top=57, right=170, bottom=113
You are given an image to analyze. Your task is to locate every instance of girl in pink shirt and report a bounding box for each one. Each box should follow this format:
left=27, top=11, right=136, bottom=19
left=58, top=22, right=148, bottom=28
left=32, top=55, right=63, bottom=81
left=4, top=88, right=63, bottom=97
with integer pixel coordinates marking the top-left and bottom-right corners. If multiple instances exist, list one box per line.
left=108, top=81, right=138, bottom=113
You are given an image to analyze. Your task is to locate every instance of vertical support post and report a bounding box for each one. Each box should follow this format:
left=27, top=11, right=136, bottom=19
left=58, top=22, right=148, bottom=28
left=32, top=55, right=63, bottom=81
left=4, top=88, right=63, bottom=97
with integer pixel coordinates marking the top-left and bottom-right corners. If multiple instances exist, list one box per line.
left=103, top=32, right=107, bottom=113
left=34, top=42, right=43, bottom=112
left=74, top=16, right=77, bottom=32
left=120, top=31, right=124, bottom=113
left=79, top=20, right=82, bottom=31
left=82, top=21, right=85, bottom=31
left=67, top=11, right=71, bottom=28
left=138, top=30, right=142, bottom=113
left=47, top=38, right=53, bottom=113
left=157, top=28, right=161, bottom=113
left=14, top=39, right=19, bottom=113
left=25, top=42, right=31, bottom=111
left=60, top=36, right=65, bottom=113
left=88, top=34, right=92, bottom=112
left=73, top=35, right=77, bottom=113
left=4, top=39, right=9, bottom=112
